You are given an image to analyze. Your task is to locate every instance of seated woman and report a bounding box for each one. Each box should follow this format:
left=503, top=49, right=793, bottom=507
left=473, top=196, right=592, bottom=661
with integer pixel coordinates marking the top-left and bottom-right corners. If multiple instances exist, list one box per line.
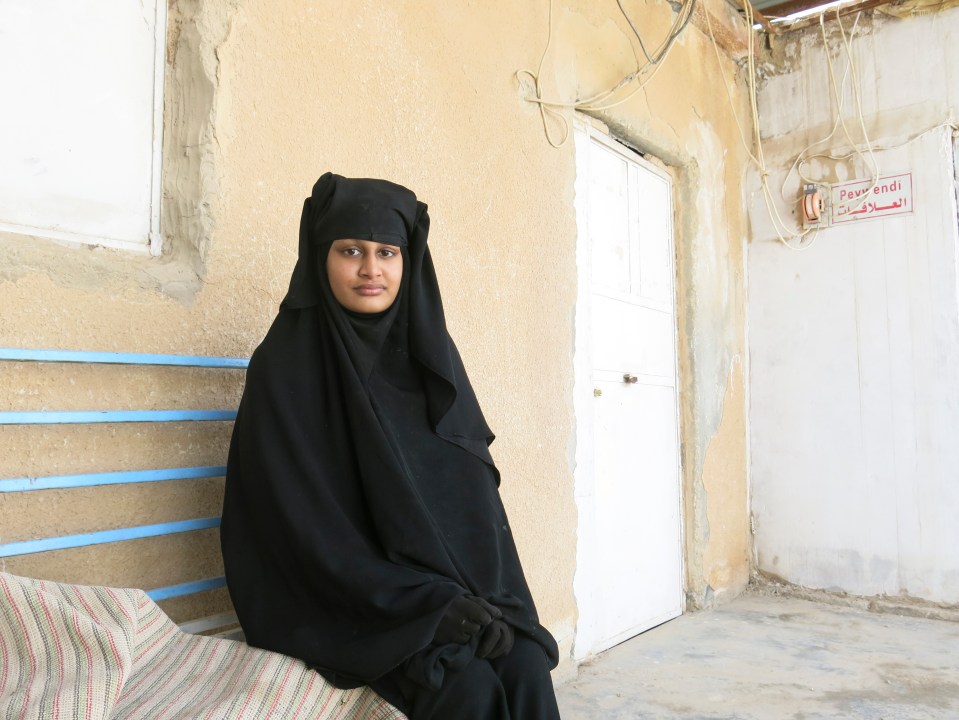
left=221, top=173, right=561, bottom=720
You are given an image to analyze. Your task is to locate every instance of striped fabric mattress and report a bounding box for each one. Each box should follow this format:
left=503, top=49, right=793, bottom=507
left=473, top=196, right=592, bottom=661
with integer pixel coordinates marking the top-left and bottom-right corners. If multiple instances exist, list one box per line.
left=0, top=573, right=406, bottom=720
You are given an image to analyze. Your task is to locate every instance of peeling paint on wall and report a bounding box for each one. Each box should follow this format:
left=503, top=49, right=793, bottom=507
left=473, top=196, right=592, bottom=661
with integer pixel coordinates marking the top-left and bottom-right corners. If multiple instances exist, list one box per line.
left=701, top=355, right=750, bottom=601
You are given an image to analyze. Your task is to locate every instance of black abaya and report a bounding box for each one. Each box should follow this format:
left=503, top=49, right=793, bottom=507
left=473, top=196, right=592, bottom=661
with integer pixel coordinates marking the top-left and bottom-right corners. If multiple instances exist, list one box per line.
left=220, top=174, right=559, bottom=716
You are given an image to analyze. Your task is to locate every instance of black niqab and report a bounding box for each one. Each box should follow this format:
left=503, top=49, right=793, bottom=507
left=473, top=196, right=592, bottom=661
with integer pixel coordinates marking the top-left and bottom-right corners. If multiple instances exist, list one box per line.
left=221, top=173, right=558, bottom=690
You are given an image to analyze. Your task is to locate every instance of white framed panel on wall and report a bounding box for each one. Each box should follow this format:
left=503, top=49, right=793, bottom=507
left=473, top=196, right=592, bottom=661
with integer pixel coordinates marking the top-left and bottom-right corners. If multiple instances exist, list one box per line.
left=0, top=0, right=166, bottom=254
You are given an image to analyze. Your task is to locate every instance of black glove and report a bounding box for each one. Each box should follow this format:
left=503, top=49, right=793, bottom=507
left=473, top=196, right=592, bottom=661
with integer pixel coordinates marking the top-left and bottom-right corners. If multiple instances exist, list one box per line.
left=476, top=619, right=514, bottom=659
left=468, top=596, right=503, bottom=622
left=433, top=595, right=496, bottom=645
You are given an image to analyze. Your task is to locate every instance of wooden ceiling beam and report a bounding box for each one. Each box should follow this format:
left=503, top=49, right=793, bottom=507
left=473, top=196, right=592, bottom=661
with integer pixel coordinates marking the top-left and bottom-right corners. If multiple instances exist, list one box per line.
left=759, top=0, right=831, bottom=18
left=733, top=0, right=775, bottom=33
left=771, top=0, right=894, bottom=31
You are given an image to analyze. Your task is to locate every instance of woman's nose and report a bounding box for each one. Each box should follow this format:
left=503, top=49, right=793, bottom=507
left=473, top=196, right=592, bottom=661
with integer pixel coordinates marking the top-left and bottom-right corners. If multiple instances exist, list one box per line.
left=359, top=255, right=381, bottom=277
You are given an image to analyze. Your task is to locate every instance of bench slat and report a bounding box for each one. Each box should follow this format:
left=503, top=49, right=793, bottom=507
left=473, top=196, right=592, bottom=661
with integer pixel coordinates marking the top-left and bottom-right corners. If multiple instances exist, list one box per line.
left=1, top=466, right=230, bottom=608
left=147, top=577, right=228, bottom=602
left=0, top=466, right=227, bottom=493
left=0, top=410, right=237, bottom=424
left=0, top=517, right=221, bottom=557
left=0, top=348, right=249, bottom=368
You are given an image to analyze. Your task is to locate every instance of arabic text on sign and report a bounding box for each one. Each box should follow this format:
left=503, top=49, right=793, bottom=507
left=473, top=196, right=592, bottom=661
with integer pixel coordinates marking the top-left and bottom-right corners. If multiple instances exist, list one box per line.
left=830, top=172, right=913, bottom=225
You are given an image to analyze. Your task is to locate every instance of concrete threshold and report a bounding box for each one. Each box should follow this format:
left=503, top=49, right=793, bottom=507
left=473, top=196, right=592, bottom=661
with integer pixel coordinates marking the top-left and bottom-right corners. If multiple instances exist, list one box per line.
left=556, top=591, right=959, bottom=719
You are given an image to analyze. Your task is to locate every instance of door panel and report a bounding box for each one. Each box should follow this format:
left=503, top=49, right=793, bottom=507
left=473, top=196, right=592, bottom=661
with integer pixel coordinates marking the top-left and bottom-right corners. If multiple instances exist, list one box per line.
left=590, top=295, right=677, bottom=380
left=635, top=167, right=674, bottom=304
left=592, top=380, right=682, bottom=646
left=589, top=152, right=631, bottom=295
left=575, top=127, right=684, bottom=656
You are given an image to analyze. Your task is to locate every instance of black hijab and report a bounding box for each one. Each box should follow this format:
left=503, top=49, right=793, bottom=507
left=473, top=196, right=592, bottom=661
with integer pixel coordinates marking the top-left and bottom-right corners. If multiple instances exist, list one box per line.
left=221, top=173, right=557, bottom=690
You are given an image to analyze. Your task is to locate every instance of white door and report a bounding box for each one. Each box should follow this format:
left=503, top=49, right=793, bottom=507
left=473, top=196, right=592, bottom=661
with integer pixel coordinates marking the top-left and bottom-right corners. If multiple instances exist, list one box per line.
left=572, top=124, right=684, bottom=657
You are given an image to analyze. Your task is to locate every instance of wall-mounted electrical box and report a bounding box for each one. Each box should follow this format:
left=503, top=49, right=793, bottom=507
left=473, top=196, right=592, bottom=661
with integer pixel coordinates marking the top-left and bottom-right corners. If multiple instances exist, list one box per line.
left=801, top=183, right=830, bottom=230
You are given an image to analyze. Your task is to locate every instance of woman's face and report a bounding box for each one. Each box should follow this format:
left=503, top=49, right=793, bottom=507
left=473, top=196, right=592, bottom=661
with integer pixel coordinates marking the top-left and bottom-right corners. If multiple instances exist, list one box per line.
left=326, top=238, right=404, bottom=313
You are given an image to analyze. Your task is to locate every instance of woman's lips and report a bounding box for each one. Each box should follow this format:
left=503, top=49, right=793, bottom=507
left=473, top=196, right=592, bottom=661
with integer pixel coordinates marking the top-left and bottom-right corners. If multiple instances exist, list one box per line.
left=355, top=285, right=386, bottom=296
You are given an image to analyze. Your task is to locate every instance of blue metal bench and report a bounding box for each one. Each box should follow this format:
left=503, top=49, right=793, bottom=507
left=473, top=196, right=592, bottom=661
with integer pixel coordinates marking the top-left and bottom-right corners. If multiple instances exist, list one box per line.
left=0, top=348, right=248, bottom=634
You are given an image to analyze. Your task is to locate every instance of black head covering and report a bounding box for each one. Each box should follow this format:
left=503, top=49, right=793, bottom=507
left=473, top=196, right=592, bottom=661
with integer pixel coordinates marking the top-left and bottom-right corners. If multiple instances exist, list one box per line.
left=221, top=173, right=557, bottom=690
left=281, top=173, right=415, bottom=309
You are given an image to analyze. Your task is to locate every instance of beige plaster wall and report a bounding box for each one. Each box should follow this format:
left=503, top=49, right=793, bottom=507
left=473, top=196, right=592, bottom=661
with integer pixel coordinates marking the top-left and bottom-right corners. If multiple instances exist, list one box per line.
left=0, top=0, right=751, bottom=668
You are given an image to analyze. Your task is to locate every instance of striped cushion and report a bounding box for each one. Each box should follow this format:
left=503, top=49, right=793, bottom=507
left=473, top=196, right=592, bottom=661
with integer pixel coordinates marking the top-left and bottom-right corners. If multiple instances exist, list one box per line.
left=0, top=573, right=406, bottom=720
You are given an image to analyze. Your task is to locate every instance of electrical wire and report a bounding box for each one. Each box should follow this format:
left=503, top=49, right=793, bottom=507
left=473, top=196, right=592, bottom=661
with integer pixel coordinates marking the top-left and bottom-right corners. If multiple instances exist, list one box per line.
left=706, top=0, right=900, bottom=250
left=703, top=1, right=796, bottom=245
left=517, top=0, right=697, bottom=146
left=837, top=12, right=876, bottom=177
left=739, top=0, right=818, bottom=249
left=703, top=6, right=759, bottom=167
left=704, top=0, right=818, bottom=249
left=816, top=122, right=958, bottom=157
left=784, top=11, right=958, bottom=211
left=618, top=0, right=698, bottom=67
left=579, top=0, right=697, bottom=111
left=777, top=13, right=859, bottom=204
left=616, top=0, right=655, bottom=63
left=818, top=11, right=880, bottom=217
left=519, top=0, right=696, bottom=111
left=521, top=0, right=570, bottom=147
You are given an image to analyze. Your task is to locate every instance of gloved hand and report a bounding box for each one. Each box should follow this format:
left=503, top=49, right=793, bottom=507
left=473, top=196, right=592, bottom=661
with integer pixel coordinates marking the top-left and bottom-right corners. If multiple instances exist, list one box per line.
left=467, top=596, right=503, bottom=622
left=476, top=618, right=514, bottom=659
left=433, top=595, right=497, bottom=645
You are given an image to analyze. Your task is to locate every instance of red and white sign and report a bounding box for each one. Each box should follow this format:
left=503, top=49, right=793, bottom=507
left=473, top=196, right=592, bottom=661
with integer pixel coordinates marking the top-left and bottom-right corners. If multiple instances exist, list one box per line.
left=830, top=172, right=913, bottom=224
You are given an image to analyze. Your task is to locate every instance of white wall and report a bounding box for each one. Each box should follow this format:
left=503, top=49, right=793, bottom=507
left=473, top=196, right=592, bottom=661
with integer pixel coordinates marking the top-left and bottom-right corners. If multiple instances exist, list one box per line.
left=748, top=10, right=959, bottom=603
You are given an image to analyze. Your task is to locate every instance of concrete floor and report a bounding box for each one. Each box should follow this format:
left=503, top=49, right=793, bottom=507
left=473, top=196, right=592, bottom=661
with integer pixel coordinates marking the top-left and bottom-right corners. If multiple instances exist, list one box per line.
left=556, top=592, right=959, bottom=719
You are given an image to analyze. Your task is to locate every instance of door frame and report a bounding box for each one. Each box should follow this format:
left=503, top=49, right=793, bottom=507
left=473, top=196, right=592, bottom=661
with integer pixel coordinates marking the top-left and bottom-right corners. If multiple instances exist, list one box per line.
left=571, top=116, right=686, bottom=660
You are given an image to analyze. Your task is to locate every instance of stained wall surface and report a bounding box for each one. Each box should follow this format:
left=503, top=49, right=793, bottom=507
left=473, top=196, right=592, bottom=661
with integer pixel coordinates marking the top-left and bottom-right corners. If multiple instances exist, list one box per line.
left=749, top=9, right=959, bottom=603
left=0, top=0, right=752, bottom=671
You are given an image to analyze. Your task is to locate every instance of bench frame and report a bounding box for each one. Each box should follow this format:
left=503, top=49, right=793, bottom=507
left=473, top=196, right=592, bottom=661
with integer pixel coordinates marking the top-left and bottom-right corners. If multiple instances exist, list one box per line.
left=0, top=347, right=248, bottom=634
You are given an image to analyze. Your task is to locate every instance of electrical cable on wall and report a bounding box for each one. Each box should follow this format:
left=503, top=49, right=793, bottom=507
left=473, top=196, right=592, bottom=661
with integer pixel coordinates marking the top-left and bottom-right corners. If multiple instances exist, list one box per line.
left=767, top=11, right=867, bottom=231
left=777, top=14, right=860, bottom=207
left=814, top=11, right=879, bottom=217
left=517, top=0, right=696, bottom=147
left=780, top=11, right=956, bottom=227
left=616, top=0, right=697, bottom=66
left=616, top=0, right=656, bottom=63
left=525, top=0, right=958, bottom=246
left=742, top=0, right=819, bottom=248
left=798, top=122, right=959, bottom=168
left=706, top=3, right=896, bottom=248
left=703, top=8, right=759, bottom=168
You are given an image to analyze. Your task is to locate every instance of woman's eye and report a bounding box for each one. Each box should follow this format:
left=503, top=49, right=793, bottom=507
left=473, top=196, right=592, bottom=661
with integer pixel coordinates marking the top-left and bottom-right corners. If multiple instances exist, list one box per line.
left=344, top=247, right=361, bottom=256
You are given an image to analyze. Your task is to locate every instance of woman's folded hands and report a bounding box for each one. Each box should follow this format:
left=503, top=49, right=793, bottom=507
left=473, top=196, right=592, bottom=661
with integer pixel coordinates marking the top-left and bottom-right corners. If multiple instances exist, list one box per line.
left=433, top=595, right=514, bottom=658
